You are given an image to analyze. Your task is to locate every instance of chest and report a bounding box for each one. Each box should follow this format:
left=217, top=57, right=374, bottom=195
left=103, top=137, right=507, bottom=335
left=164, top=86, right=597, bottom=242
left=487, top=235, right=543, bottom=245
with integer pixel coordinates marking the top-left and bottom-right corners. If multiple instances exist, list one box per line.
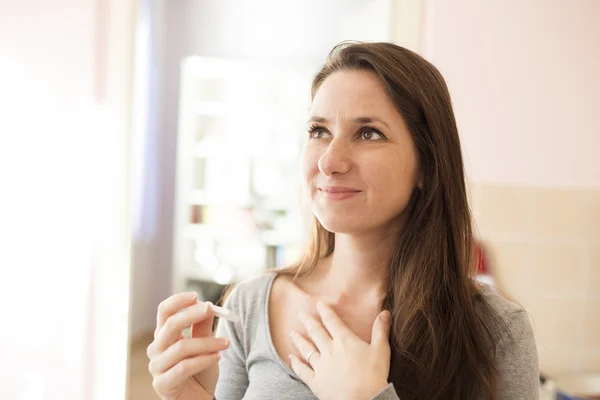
left=243, top=364, right=316, bottom=400
left=268, top=288, right=379, bottom=367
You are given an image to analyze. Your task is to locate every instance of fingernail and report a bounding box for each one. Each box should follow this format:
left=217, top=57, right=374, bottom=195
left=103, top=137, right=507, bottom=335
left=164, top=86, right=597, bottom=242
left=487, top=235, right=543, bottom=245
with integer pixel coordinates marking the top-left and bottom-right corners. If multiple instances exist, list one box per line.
left=297, top=311, right=308, bottom=323
left=195, top=302, right=209, bottom=315
left=380, top=311, right=391, bottom=324
left=197, top=301, right=212, bottom=312
left=188, top=291, right=198, bottom=300
left=289, top=330, right=297, bottom=339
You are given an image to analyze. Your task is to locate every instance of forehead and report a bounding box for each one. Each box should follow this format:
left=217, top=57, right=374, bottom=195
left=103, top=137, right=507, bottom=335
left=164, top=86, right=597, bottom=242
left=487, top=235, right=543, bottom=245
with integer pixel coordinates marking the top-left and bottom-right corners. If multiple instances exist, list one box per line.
left=310, top=69, right=397, bottom=118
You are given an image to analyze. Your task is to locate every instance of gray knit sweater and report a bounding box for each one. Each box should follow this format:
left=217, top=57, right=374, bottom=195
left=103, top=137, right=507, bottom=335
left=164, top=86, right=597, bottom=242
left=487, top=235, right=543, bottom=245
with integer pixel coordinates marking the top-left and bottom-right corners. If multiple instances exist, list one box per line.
left=214, top=273, right=539, bottom=399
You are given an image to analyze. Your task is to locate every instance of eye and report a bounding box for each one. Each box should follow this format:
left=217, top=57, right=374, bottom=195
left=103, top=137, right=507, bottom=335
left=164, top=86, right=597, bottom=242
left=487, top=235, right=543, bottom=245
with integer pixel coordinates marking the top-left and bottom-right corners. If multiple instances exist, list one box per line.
left=359, top=127, right=384, bottom=141
left=307, top=125, right=331, bottom=140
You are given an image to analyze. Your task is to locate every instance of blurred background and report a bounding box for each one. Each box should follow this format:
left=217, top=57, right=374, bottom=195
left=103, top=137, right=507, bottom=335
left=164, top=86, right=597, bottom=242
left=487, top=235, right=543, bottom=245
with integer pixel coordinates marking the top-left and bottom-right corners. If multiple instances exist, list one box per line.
left=0, top=0, right=598, bottom=399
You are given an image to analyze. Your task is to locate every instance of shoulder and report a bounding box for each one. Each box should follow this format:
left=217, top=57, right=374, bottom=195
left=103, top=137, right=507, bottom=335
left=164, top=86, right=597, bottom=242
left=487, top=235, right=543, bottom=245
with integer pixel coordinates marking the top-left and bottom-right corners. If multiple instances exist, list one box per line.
left=216, top=272, right=276, bottom=345
left=476, top=285, right=539, bottom=366
left=476, top=285, right=540, bottom=395
left=222, top=271, right=276, bottom=316
left=476, top=284, right=525, bottom=323
left=476, top=284, right=535, bottom=343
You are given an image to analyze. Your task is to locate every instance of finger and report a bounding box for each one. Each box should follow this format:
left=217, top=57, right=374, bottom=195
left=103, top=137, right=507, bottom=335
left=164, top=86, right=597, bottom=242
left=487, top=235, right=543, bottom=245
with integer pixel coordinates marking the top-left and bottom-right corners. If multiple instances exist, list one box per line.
left=191, top=302, right=215, bottom=339
left=371, top=310, right=392, bottom=348
left=316, top=301, right=355, bottom=342
left=289, top=330, right=320, bottom=367
left=152, top=352, right=221, bottom=395
left=289, top=354, right=315, bottom=387
left=298, top=311, right=332, bottom=352
left=149, top=337, right=229, bottom=376
left=150, top=302, right=213, bottom=355
left=155, top=292, right=198, bottom=337
left=147, top=333, right=186, bottom=359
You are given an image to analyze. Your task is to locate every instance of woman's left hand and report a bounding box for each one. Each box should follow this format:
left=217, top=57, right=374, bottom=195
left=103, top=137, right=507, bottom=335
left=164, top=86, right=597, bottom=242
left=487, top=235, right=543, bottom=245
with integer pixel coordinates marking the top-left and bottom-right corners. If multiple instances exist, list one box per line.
left=289, top=301, right=392, bottom=400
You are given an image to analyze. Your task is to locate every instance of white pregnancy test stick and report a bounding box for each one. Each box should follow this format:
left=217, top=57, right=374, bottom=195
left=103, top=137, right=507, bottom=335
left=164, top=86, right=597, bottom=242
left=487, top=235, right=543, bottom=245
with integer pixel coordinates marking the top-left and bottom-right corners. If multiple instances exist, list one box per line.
left=210, top=304, right=240, bottom=323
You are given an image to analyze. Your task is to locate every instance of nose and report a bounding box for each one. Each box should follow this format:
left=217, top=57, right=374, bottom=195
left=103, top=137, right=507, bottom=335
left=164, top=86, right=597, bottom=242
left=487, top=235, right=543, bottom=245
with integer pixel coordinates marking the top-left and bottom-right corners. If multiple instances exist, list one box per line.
left=317, top=139, right=352, bottom=176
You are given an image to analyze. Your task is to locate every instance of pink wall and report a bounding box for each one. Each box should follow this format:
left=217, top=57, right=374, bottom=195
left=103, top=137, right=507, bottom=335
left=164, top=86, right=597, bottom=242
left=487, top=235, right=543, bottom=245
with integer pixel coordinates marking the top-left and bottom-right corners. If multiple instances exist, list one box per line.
left=0, top=2, right=96, bottom=98
left=0, top=1, right=133, bottom=398
left=0, top=2, right=97, bottom=398
left=421, top=0, right=600, bottom=188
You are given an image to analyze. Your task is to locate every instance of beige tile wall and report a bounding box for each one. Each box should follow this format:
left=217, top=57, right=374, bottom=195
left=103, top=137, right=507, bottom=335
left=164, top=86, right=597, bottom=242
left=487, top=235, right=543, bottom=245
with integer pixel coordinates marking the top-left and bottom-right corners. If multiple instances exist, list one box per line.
left=469, top=183, right=600, bottom=377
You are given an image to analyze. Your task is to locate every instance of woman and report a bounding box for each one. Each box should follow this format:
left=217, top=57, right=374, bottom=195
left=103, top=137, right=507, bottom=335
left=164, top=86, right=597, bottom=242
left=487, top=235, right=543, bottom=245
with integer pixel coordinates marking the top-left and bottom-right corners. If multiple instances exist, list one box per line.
left=147, top=42, right=539, bottom=400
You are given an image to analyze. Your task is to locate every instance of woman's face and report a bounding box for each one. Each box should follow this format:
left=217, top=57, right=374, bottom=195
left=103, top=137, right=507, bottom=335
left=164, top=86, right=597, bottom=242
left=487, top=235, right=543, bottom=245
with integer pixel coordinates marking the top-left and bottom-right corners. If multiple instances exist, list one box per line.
left=302, top=69, right=421, bottom=235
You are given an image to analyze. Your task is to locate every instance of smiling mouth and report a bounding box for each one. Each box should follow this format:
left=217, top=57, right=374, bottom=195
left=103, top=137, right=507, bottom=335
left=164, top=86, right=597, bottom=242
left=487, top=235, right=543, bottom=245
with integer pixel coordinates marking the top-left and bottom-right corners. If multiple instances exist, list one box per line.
left=318, top=187, right=362, bottom=200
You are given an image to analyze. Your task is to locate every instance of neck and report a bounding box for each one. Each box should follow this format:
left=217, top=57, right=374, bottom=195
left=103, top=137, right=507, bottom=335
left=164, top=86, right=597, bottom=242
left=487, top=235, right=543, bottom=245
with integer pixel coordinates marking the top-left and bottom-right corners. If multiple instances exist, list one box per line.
left=311, top=230, right=397, bottom=305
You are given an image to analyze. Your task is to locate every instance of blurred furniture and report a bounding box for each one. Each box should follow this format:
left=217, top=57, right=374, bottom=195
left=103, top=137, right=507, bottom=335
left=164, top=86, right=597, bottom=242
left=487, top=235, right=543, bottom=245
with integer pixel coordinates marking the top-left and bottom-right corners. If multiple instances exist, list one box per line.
left=172, top=56, right=313, bottom=295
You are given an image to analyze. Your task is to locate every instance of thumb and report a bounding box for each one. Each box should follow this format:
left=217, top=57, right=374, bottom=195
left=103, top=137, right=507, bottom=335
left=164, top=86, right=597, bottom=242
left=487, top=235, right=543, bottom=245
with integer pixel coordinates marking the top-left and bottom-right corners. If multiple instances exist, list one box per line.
left=371, top=310, right=392, bottom=347
left=191, top=301, right=215, bottom=338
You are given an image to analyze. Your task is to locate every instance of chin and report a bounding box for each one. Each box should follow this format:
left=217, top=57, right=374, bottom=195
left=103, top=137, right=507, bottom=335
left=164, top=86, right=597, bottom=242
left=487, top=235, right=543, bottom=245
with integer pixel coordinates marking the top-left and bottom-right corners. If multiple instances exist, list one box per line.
left=311, top=198, right=364, bottom=231
left=313, top=202, right=404, bottom=236
left=314, top=212, right=366, bottom=234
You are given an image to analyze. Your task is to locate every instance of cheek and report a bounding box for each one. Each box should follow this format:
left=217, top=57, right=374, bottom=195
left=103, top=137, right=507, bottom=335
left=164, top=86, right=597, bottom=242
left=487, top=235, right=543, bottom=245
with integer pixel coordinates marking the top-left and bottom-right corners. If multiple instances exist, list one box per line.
left=365, top=151, right=419, bottom=193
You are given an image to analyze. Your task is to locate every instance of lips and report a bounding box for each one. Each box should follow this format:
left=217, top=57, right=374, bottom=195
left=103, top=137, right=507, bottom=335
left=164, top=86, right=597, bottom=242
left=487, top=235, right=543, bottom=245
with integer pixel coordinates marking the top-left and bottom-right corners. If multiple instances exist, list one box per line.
left=318, top=186, right=362, bottom=200
left=320, top=186, right=361, bottom=193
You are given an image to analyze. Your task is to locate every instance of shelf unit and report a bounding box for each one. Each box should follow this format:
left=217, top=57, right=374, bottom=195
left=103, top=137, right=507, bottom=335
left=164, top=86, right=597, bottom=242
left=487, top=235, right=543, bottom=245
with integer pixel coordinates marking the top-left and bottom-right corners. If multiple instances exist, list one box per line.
left=172, top=56, right=315, bottom=296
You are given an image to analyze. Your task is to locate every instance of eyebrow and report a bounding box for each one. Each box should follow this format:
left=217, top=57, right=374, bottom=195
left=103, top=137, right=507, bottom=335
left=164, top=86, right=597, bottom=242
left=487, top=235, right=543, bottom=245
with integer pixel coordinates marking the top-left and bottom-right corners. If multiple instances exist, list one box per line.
left=308, top=116, right=391, bottom=129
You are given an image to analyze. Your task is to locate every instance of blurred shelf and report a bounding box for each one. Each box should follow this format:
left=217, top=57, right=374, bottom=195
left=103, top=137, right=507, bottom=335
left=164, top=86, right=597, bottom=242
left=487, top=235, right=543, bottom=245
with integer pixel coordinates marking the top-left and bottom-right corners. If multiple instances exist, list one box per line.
left=193, top=101, right=290, bottom=119
left=186, top=190, right=251, bottom=208
left=194, top=101, right=231, bottom=117
left=261, top=229, right=300, bottom=247
left=183, top=223, right=298, bottom=247
left=172, top=56, right=312, bottom=294
left=183, top=223, right=253, bottom=242
left=192, top=142, right=301, bottom=163
left=186, top=189, right=296, bottom=213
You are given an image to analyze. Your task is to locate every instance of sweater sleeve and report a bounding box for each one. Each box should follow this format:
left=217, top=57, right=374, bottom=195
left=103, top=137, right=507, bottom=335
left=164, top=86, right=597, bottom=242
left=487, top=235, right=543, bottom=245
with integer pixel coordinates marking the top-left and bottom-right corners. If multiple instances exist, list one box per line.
left=214, top=284, right=249, bottom=400
left=495, top=309, right=540, bottom=399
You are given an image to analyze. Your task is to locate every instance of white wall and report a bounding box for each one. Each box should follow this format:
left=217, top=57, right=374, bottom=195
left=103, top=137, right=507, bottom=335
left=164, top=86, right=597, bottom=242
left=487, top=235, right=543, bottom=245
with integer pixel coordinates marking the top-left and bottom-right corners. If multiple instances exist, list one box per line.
left=421, top=0, right=600, bottom=188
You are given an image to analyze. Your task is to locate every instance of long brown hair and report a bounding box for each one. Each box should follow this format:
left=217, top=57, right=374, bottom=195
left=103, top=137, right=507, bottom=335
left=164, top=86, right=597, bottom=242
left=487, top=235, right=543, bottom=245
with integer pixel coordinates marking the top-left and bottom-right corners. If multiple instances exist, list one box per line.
left=278, top=42, right=507, bottom=399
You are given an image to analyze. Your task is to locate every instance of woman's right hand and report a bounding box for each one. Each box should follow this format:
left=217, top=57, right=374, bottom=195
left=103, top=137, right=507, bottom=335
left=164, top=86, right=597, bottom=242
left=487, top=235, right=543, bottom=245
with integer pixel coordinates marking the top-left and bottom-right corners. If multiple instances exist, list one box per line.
left=147, top=292, right=230, bottom=400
